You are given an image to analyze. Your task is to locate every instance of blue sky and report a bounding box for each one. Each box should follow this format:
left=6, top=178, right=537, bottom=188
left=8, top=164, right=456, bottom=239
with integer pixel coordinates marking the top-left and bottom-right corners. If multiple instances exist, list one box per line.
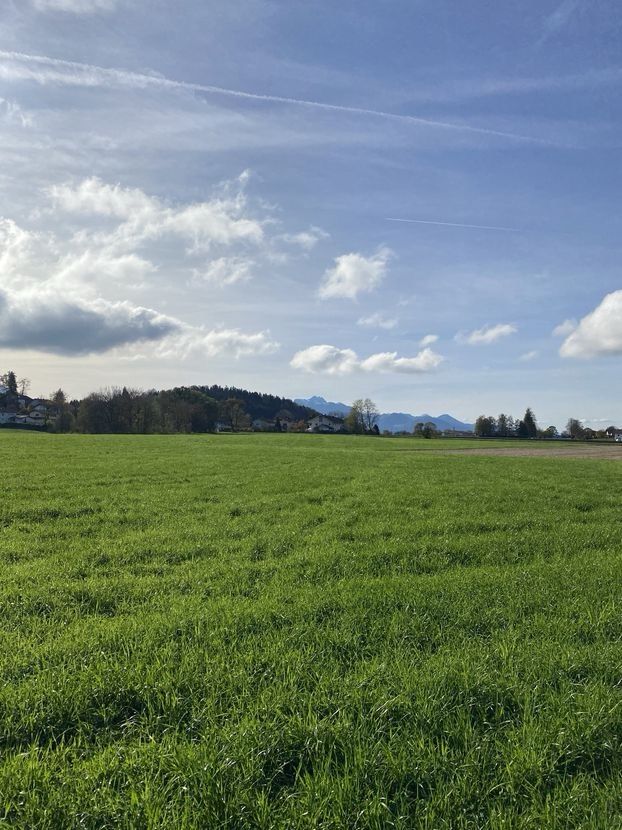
left=0, top=0, right=621, bottom=427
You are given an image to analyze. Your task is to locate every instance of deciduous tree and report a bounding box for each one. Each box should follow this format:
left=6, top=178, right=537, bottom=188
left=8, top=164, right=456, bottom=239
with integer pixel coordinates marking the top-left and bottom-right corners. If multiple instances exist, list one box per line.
left=474, top=415, right=496, bottom=437
left=566, top=418, right=584, bottom=440
left=345, top=400, right=365, bottom=434
left=219, top=398, right=250, bottom=432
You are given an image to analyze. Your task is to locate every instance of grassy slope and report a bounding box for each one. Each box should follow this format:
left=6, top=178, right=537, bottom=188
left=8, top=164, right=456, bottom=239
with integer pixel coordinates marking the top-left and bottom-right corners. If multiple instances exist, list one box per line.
left=0, top=433, right=621, bottom=829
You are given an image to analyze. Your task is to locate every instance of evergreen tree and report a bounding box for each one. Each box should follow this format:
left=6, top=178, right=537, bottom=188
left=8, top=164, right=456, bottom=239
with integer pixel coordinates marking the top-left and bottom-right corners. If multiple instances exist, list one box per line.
left=522, top=407, right=537, bottom=438
left=496, top=413, right=509, bottom=437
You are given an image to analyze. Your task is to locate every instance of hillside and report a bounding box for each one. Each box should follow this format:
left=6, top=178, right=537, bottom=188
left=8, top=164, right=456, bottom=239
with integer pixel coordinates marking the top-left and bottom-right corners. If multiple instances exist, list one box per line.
left=295, top=396, right=474, bottom=433
left=200, top=385, right=318, bottom=422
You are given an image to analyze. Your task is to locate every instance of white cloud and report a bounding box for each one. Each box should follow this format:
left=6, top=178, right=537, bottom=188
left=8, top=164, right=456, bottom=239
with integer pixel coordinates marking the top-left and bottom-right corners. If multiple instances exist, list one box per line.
left=278, top=227, right=328, bottom=251
left=560, top=291, right=622, bottom=358
left=194, top=257, right=254, bottom=286
left=55, top=250, right=157, bottom=290
left=552, top=318, right=577, bottom=337
left=290, top=344, right=443, bottom=374
left=419, top=333, right=438, bottom=347
left=155, top=327, right=280, bottom=360
left=357, top=312, right=398, bottom=330
left=0, top=215, right=158, bottom=297
left=165, top=203, right=263, bottom=249
left=197, top=328, right=279, bottom=358
left=319, top=247, right=393, bottom=300
left=32, top=0, right=118, bottom=13
left=290, top=345, right=359, bottom=375
left=0, top=219, right=41, bottom=286
left=457, top=323, right=517, bottom=345
left=518, top=350, right=539, bottom=362
left=50, top=178, right=153, bottom=218
left=49, top=177, right=264, bottom=250
left=359, top=348, right=444, bottom=373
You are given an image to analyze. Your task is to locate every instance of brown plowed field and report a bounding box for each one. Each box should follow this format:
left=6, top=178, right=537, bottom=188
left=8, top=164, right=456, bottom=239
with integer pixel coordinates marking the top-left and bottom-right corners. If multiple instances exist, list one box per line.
left=437, top=443, right=622, bottom=460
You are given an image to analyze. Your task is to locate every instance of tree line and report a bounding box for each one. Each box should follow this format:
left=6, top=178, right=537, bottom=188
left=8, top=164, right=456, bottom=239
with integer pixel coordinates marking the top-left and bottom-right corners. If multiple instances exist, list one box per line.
left=0, top=373, right=322, bottom=434
left=56, top=387, right=271, bottom=434
left=474, top=409, right=607, bottom=440
left=474, top=408, right=542, bottom=438
left=68, top=391, right=386, bottom=436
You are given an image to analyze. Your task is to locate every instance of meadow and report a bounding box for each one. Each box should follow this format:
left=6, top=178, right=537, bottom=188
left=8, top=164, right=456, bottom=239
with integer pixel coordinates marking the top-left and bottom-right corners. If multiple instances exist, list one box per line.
left=0, top=432, right=620, bottom=829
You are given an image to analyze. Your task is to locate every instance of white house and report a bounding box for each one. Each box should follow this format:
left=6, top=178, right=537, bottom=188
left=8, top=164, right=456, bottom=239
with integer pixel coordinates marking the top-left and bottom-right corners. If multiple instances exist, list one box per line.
left=307, top=414, right=344, bottom=433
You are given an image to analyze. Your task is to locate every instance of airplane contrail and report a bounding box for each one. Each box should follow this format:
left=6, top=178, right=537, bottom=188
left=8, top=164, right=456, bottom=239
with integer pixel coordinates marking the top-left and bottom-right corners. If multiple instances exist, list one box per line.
left=386, top=217, right=523, bottom=232
left=0, top=50, right=555, bottom=145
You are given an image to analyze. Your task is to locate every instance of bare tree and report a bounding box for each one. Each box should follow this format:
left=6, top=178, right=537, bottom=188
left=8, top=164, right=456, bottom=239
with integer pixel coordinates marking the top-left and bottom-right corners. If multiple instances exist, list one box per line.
left=360, top=398, right=380, bottom=433
left=219, top=398, right=250, bottom=432
left=346, top=398, right=379, bottom=434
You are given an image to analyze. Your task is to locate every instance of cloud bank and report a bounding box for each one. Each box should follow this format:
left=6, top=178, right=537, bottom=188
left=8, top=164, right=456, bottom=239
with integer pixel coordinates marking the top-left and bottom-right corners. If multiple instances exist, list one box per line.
left=0, top=288, right=179, bottom=355
left=0, top=176, right=286, bottom=359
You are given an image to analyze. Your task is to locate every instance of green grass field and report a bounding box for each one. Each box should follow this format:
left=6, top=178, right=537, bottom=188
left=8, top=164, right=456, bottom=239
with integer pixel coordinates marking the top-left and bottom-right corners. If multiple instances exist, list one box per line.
left=1, top=432, right=621, bottom=829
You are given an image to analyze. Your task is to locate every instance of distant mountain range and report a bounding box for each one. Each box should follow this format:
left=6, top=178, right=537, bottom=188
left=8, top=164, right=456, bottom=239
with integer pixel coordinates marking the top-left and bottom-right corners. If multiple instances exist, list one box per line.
left=295, top=396, right=474, bottom=434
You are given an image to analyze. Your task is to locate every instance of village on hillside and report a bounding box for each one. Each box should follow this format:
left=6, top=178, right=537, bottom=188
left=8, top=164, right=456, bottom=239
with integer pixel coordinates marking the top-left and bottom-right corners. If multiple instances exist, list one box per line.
left=0, top=371, right=355, bottom=434
left=0, top=388, right=355, bottom=435
left=0, top=381, right=60, bottom=428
